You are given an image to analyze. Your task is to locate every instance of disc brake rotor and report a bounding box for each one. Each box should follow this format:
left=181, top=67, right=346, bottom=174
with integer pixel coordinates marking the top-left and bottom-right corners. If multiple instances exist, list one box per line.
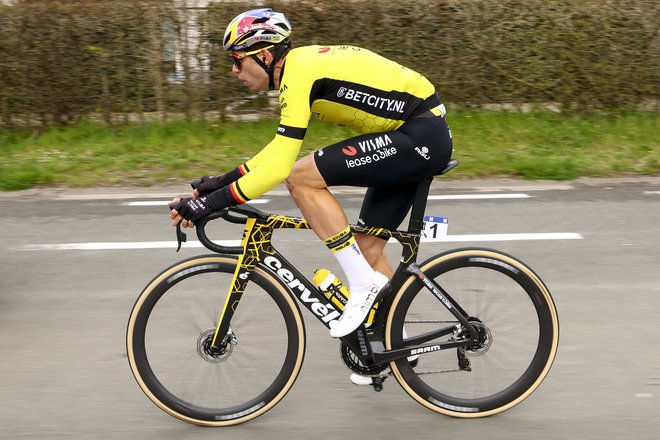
left=197, top=328, right=237, bottom=363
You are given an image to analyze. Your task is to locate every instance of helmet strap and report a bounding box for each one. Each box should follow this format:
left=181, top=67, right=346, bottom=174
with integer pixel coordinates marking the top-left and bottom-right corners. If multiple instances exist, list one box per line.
left=251, top=41, right=291, bottom=90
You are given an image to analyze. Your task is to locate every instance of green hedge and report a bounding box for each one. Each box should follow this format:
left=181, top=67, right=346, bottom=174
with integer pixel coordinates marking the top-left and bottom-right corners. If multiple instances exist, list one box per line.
left=0, top=0, right=657, bottom=128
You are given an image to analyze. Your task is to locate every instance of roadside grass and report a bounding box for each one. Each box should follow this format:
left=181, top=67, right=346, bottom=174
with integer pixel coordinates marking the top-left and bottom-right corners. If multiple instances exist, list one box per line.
left=449, top=110, right=659, bottom=180
left=1, top=110, right=658, bottom=191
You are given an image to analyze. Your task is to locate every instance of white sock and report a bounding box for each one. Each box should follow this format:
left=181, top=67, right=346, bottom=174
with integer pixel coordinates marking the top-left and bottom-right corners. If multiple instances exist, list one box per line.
left=324, top=227, right=374, bottom=292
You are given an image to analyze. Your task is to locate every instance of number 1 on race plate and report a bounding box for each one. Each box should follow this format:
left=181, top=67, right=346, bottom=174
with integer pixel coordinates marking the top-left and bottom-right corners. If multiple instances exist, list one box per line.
left=422, top=215, right=448, bottom=242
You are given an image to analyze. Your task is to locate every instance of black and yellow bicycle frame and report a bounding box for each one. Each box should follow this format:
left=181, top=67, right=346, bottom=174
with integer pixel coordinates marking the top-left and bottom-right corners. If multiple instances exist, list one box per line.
left=181, top=171, right=479, bottom=369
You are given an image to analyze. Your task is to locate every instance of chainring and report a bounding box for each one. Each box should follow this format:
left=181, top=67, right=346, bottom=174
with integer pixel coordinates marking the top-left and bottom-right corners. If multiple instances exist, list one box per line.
left=340, top=341, right=389, bottom=376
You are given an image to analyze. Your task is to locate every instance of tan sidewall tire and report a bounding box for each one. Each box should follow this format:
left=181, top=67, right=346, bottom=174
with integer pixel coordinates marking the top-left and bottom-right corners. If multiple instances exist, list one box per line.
left=385, top=249, right=559, bottom=418
left=126, top=256, right=306, bottom=426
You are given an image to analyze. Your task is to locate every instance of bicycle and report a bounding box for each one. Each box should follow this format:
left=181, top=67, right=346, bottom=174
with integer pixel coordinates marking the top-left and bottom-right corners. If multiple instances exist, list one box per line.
left=126, top=159, right=559, bottom=426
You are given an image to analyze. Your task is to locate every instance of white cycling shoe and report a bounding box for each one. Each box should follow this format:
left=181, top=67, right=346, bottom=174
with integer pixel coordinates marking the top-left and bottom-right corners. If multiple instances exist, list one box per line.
left=329, top=272, right=389, bottom=338
left=350, top=373, right=379, bottom=386
left=349, top=355, right=419, bottom=386
left=350, top=356, right=419, bottom=386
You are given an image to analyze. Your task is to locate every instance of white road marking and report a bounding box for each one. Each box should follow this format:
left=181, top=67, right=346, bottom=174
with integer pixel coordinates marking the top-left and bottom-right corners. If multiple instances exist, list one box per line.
left=125, top=199, right=269, bottom=206
left=20, top=240, right=241, bottom=251
left=428, top=193, right=531, bottom=200
left=643, top=191, right=660, bottom=195
left=634, top=393, right=654, bottom=398
left=420, top=232, right=583, bottom=242
left=56, top=193, right=176, bottom=200
left=125, top=201, right=172, bottom=206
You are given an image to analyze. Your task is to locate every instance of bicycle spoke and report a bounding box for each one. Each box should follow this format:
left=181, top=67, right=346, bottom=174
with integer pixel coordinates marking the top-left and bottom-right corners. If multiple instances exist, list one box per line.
left=128, top=257, right=305, bottom=425
left=386, top=249, right=558, bottom=417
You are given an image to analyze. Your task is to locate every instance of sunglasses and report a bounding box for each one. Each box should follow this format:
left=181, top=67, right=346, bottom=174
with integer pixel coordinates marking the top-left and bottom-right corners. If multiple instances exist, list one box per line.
left=230, top=45, right=274, bottom=69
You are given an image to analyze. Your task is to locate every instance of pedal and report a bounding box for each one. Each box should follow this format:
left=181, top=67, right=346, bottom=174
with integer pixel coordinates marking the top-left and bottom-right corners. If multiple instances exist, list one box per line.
left=371, top=376, right=384, bottom=392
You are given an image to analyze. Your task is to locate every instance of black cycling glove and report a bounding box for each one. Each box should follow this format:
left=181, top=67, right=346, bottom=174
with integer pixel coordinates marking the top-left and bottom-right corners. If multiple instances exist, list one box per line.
left=172, top=186, right=240, bottom=224
left=171, top=197, right=215, bottom=224
left=194, top=167, right=244, bottom=196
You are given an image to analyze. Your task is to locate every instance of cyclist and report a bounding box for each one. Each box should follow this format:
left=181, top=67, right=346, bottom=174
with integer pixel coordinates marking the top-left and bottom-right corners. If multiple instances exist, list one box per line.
left=169, top=8, right=453, bottom=355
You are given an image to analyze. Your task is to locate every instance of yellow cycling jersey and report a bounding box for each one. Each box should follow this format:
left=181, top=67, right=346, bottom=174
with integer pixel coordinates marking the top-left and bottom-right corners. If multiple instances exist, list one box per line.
left=228, top=45, right=442, bottom=204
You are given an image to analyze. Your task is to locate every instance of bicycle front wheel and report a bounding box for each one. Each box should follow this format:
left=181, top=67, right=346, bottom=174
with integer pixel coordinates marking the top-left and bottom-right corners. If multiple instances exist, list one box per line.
left=386, top=248, right=559, bottom=417
left=127, top=255, right=306, bottom=426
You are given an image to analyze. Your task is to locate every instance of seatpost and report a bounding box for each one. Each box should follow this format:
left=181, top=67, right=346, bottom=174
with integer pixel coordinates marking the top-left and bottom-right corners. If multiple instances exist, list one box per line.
left=407, top=177, right=432, bottom=234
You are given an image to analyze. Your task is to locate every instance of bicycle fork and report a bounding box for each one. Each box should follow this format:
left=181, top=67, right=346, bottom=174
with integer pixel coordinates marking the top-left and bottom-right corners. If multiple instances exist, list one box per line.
left=210, top=217, right=259, bottom=349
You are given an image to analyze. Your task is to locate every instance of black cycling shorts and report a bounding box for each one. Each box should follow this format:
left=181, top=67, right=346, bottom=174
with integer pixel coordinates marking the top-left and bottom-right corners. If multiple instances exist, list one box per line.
left=314, top=115, right=453, bottom=231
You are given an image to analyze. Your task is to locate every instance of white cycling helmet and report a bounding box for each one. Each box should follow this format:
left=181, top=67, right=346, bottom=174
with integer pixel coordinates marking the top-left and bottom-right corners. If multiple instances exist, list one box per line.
left=223, top=8, right=292, bottom=52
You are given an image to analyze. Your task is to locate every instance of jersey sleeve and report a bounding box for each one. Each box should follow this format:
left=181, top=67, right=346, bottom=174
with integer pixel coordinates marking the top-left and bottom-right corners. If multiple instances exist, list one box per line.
left=228, top=134, right=303, bottom=203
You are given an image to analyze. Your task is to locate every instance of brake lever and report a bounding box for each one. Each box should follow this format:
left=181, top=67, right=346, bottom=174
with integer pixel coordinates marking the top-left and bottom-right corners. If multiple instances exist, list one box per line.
left=175, top=222, right=187, bottom=252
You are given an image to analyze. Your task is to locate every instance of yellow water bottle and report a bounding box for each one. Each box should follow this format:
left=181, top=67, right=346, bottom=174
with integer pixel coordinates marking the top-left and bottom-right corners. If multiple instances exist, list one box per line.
left=313, top=269, right=378, bottom=326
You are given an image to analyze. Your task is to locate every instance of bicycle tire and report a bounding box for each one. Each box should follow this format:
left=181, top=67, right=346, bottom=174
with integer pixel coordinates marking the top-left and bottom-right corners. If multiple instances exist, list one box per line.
left=385, top=248, right=559, bottom=417
left=127, top=255, right=306, bottom=426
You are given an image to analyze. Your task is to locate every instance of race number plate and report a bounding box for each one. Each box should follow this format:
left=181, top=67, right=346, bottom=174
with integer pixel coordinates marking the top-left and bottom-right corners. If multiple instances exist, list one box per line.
left=422, top=215, right=448, bottom=241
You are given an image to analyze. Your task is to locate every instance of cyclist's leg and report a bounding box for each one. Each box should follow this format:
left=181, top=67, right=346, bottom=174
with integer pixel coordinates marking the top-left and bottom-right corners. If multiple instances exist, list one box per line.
left=286, top=155, right=377, bottom=292
left=285, top=154, right=349, bottom=239
left=284, top=160, right=403, bottom=278
left=353, top=182, right=420, bottom=276
left=354, top=234, right=392, bottom=276
left=287, top=155, right=387, bottom=338
left=287, top=127, right=428, bottom=280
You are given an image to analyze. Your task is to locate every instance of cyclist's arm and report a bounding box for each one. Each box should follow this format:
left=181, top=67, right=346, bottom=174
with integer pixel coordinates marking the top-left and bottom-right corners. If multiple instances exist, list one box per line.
left=200, top=131, right=305, bottom=210
left=219, top=140, right=273, bottom=185
left=228, top=133, right=303, bottom=203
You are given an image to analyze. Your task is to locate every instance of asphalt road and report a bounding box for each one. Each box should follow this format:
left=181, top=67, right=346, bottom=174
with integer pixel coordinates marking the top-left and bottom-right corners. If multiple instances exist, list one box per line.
left=1, top=177, right=659, bottom=440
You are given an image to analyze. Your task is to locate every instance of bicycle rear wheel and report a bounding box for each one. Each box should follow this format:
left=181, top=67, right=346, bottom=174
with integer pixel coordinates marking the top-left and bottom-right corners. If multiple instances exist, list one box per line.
left=127, top=255, right=305, bottom=426
left=386, top=248, right=558, bottom=417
